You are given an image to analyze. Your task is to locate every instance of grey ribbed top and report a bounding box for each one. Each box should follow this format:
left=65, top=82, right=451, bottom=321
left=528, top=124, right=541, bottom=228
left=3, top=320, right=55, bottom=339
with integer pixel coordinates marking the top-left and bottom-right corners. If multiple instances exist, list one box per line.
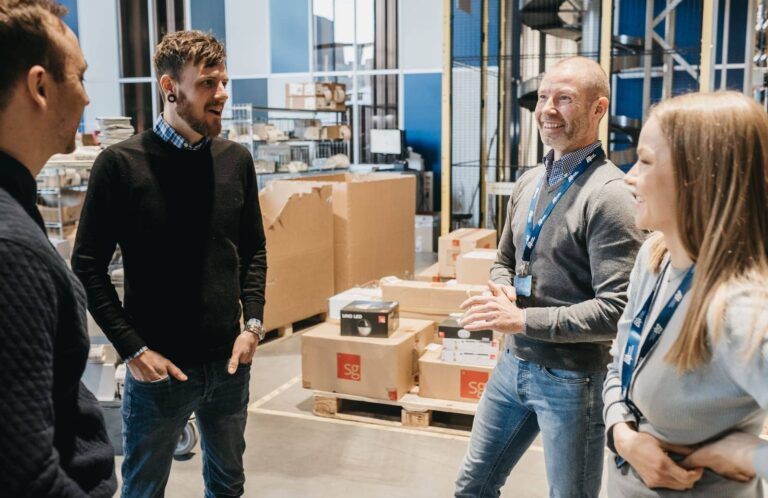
left=604, top=240, right=768, bottom=496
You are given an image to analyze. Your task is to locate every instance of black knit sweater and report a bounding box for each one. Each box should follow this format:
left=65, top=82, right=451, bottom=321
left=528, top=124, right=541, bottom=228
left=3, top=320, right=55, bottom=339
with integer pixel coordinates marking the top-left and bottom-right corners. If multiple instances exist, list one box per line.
left=0, top=151, right=116, bottom=497
left=72, top=131, right=267, bottom=367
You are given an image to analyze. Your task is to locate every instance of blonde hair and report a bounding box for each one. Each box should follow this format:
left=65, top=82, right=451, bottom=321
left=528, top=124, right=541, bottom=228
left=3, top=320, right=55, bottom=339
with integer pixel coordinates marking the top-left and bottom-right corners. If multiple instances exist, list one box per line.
left=646, top=92, right=768, bottom=371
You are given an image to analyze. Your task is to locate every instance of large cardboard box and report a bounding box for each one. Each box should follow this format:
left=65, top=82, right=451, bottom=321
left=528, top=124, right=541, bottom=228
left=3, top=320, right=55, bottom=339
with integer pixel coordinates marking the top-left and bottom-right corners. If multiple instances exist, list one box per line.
left=438, top=228, right=497, bottom=277
left=301, top=319, right=435, bottom=400
left=415, top=262, right=441, bottom=282
left=277, top=173, right=416, bottom=292
left=456, top=249, right=498, bottom=285
left=381, top=279, right=485, bottom=316
left=419, top=347, right=495, bottom=403
left=259, top=183, right=335, bottom=331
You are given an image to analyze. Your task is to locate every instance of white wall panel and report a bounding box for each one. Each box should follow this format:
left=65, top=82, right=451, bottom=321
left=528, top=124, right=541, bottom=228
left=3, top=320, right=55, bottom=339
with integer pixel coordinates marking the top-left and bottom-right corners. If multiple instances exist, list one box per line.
left=401, top=0, right=442, bottom=70
left=78, top=0, right=121, bottom=130
left=226, top=0, right=270, bottom=76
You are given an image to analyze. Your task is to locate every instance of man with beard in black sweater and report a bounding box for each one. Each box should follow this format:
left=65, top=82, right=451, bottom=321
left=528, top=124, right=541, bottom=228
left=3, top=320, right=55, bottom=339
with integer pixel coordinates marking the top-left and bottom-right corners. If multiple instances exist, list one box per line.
left=0, top=1, right=116, bottom=496
left=72, top=31, right=267, bottom=497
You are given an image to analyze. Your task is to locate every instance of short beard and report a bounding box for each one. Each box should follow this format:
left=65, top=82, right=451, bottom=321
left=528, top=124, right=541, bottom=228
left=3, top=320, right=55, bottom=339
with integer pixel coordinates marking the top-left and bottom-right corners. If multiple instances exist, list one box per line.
left=175, top=90, right=221, bottom=138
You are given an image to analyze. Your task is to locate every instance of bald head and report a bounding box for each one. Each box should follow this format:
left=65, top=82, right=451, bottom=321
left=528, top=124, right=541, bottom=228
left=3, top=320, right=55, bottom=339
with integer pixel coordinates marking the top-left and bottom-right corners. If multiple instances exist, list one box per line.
left=548, top=56, right=610, bottom=104
left=535, top=56, right=610, bottom=159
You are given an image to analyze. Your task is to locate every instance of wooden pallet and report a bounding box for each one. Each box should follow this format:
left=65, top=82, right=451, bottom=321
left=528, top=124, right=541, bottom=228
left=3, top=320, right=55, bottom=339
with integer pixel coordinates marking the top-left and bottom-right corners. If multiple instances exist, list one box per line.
left=263, top=312, right=327, bottom=341
left=312, top=388, right=478, bottom=436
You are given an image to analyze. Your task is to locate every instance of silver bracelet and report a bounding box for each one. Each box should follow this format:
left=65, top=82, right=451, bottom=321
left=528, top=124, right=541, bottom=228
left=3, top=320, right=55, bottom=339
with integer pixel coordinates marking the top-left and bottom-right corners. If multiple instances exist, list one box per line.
left=124, top=346, right=148, bottom=363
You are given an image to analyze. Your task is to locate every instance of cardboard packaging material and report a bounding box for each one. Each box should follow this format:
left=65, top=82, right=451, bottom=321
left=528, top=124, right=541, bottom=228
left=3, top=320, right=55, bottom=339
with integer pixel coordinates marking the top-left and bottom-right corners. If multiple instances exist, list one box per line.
left=438, top=228, right=497, bottom=278
left=381, top=279, right=486, bottom=316
left=320, top=125, right=352, bottom=141
left=328, top=287, right=383, bottom=321
left=455, top=249, right=498, bottom=285
left=418, top=347, right=496, bottom=403
left=438, top=317, right=493, bottom=341
left=285, top=82, right=347, bottom=112
left=301, top=319, right=435, bottom=400
left=440, top=348, right=498, bottom=367
left=340, top=301, right=399, bottom=337
left=415, top=262, right=442, bottom=283
left=259, top=183, right=335, bottom=331
left=276, top=174, right=415, bottom=293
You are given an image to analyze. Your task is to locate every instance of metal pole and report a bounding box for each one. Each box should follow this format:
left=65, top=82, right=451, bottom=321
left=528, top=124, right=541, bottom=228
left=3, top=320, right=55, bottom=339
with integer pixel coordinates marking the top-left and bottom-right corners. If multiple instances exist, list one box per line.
left=642, top=0, right=654, bottom=121
left=720, top=0, right=731, bottom=90
left=496, top=0, right=506, bottom=232
left=599, top=0, right=613, bottom=147
left=441, top=0, right=453, bottom=235
left=480, top=0, right=488, bottom=228
left=745, top=0, right=758, bottom=95
left=662, top=2, right=676, bottom=99
left=700, top=0, right=717, bottom=91
left=582, top=0, right=601, bottom=59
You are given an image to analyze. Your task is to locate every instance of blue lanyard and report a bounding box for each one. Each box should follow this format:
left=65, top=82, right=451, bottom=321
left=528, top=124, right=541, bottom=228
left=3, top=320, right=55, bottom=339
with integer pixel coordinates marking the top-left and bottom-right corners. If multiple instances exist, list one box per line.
left=620, top=261, right=695, bottom=404
left=519, top=147, right=605, bottom=274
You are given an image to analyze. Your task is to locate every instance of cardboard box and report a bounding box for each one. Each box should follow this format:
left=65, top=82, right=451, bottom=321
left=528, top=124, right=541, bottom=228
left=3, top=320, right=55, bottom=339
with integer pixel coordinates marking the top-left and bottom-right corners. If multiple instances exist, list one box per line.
left=38, top=203, right=83, bottom=224
left=456, top=249, right=498, bottom=285
left=328, top=287, right=383, bottom=321
left=301, top=319, right=435, bottom=400
left=340, top=301, right=399, bottom=337
left=381, top=279, right=485, bottom=316
left=320, top=125, right=351, bottom=141
left=438, top=317, right=493, bottom=341
left=259, top=183, right=335, bottom=331
left=415, top=262, right=442, bottom=283
left=438, top=229, right=497, bottom=277
left=440, top=348, right=498, bottom=367
left=276, top=174, right=415, bottom=293
left=418, top=347, right=495, bottom=403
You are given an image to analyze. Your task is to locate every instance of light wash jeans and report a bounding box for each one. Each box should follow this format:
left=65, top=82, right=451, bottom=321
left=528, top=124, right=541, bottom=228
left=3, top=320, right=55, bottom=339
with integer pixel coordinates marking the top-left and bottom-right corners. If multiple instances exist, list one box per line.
left=121, top=359, right=250, bottom=498
left=455, top=344, right=606, bottom=498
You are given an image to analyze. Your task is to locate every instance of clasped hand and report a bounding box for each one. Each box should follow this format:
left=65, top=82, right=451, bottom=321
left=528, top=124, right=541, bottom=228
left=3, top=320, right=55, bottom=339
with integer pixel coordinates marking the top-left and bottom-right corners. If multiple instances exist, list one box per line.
left=458, top=280, right=525, bottom=333
left=613, top=422, right=760, bottom=490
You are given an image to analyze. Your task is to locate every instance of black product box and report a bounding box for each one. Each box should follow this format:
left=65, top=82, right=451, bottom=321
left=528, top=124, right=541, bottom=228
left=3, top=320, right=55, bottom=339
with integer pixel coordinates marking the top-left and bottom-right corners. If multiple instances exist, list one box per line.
left=340, top=301, right=400, bottom=337
left=438, top=317, right=494, bottom=341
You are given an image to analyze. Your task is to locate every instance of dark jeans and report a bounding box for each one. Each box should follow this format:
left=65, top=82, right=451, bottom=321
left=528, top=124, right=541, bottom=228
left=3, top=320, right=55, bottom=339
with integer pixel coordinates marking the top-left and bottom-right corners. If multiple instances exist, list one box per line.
left=121, top=359, right=250, bottom=498
left=455, top=346, right=606, bottom=498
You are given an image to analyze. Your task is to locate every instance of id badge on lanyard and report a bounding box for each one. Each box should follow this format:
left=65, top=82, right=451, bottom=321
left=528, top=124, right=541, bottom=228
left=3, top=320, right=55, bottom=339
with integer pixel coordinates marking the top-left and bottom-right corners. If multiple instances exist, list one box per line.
left=516, top=148, right=604, bottom=298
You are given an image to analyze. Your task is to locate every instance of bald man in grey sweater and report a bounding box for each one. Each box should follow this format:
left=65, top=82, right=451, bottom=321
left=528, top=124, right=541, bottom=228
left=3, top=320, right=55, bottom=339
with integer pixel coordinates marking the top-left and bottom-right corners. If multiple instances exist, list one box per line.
left=455, top=57, right=645, bottom=497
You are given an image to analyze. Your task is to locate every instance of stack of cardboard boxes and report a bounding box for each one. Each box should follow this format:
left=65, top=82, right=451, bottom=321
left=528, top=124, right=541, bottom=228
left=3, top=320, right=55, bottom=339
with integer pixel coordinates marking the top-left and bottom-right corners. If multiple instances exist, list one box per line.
left=302, top=226, right=503, bottom=406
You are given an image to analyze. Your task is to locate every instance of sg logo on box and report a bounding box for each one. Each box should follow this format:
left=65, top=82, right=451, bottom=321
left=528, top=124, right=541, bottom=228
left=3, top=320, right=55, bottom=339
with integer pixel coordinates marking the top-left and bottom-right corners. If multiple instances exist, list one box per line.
left=460, top=369, right=489, bottom=399
left=337, top=353, right=361, bottom=381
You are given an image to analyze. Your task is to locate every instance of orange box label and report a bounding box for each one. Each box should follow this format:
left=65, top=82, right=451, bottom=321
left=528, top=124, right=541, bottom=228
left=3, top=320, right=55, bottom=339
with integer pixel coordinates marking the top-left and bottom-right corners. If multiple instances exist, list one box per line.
left=460, top=369, right=489, bottom=399
left=337, top=353, right=361, bottom=381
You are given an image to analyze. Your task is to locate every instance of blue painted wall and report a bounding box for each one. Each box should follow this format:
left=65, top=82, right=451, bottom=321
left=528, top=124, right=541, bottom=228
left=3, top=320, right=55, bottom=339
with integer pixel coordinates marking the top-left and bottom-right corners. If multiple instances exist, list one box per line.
left=453, top=0, right=483, bottom=66
left=191, top=0, right=226, bottom=42
left=59, top=0, right=78, bottom=37
left=270, top=0, right=310, bottom=73
left=232, top=78, right=268, bottom=105
left=405, top=73, right=442, bottom=211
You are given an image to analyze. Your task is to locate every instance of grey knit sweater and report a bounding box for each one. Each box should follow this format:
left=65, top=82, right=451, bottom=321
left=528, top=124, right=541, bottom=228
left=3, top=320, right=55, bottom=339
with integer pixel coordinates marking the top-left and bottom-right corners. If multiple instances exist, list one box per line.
left=603, top=240, right=768, bottom=497
left=490, top=158, right=645, bottom=372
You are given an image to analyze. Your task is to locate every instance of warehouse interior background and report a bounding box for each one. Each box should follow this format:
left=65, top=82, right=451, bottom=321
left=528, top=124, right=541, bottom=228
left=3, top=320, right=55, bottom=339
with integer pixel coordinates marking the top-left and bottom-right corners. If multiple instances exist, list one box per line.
left=40, top=0, right=768, bottom=496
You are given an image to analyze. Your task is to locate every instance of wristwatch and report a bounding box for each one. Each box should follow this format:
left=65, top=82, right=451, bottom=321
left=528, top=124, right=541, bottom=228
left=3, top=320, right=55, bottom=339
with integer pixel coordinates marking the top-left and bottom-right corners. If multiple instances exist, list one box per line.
left=244, top=318, right=267, bottom=341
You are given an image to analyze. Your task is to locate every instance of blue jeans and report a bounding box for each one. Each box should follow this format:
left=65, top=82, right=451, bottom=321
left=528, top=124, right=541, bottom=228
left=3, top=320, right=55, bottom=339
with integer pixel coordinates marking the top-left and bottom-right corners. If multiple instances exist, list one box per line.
left=121, top=359, right=250, bottom=498
left=455, top=346, right=606, bottom=498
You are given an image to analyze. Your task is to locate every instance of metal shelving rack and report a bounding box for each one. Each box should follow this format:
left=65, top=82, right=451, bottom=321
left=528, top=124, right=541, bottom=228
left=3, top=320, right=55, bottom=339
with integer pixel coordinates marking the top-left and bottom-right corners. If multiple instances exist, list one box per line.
left=227, top=103, right=353, bottom=175
left=39, top=159, right=94, bottom=240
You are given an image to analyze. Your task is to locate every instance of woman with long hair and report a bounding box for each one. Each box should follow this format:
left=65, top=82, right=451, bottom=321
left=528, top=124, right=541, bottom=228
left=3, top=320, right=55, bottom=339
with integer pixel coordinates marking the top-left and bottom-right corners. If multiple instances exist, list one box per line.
left=603, top=91, right=768, bottom=497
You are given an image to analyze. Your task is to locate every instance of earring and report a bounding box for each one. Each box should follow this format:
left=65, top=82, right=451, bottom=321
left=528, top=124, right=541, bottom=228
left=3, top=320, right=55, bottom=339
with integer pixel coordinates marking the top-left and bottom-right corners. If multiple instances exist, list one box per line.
left=167, top=93, right=177, bottom=103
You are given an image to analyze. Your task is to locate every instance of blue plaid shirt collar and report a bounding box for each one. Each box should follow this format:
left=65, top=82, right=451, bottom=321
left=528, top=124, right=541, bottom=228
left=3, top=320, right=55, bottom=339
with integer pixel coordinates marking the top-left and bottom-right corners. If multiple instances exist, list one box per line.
left=153, top=115, right=210, bottom=151
left=543, top=141, right=602, bottom=186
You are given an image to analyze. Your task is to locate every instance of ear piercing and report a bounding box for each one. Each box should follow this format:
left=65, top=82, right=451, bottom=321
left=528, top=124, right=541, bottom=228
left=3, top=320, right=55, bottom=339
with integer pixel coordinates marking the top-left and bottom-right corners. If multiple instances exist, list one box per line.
left=167, top=94, right=177, bottom=103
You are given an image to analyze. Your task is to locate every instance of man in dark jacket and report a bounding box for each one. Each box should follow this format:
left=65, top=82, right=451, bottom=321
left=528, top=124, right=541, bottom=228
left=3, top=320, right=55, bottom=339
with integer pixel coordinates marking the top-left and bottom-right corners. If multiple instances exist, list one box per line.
left=72, top=30, right=267, bottom=497
left=0, top=1, right=116, bottom=496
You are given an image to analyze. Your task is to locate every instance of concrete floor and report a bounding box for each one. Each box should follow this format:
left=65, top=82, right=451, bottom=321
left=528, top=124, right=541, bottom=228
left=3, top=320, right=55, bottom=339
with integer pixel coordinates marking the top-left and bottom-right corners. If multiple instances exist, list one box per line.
left=116, top=329, right=613, bottom=497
